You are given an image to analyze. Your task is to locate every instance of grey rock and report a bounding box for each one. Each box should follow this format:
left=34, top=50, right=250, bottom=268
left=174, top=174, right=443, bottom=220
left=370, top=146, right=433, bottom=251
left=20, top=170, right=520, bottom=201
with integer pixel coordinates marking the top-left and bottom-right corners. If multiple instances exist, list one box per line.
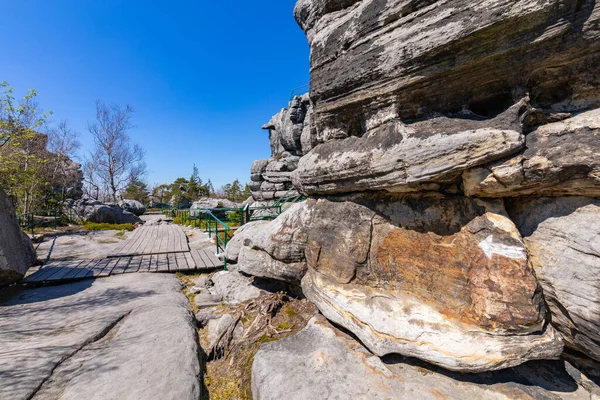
left=507, top=197, right=600, bottom=361
left=253, top=315, right=598, bottom=400
left=194, top=292, right=222, bottom=307
left=195, top=309, right=218, bottom=327
left=191, top=275, right=213, bottom=289
left=118, top=199, right=146, bottom=216
left=0, top=274, right=201, bottom=400
left=235, top=202, right=312, bottom=284
left=294, top=0, right=600, bottom=137
left=211, top=270, right=265, bottom=303
left=207, top=314, right=244, bottom=351
left=224, top=220, right=270, bottom=263
left=464, top=108, right=600, bottom=198
left=238, top=247, right=307, bottom=285
left=294, top=101, right=527, bottom=195
left=64, top=198, right=142, bottom=225
left=0, top=189, right=36, bottom=286
left=190, top=197, right=242, bottom=211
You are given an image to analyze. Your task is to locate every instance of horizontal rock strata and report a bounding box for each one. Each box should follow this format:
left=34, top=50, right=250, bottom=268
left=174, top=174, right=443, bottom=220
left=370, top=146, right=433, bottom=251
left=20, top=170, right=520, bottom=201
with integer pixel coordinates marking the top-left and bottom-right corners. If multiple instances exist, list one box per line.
left=464, top=109, right=600, bottom=198
left=295, top=0, right=600, bottom=135
left=294, top=101, right=528, bottom=194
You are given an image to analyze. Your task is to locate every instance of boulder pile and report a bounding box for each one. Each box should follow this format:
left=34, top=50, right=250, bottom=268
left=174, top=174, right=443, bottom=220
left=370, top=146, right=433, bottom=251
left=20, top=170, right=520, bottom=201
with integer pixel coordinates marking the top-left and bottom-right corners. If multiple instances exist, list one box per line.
left=234, top=0, right=600, bottom=396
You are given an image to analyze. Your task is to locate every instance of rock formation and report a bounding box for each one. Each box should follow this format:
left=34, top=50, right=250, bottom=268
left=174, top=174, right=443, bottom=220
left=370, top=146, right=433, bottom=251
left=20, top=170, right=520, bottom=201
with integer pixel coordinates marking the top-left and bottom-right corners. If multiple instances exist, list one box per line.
left=64, top=198, right=142, bottom=225
left=235, top=0, right=600, bottom=387
left=0, top=189, right=37, bottom=286
left=118, top=199, right=146, bottom=216
left=253, top=315, right=600, bottom=399
left=250, top=94, right=314, bottom=201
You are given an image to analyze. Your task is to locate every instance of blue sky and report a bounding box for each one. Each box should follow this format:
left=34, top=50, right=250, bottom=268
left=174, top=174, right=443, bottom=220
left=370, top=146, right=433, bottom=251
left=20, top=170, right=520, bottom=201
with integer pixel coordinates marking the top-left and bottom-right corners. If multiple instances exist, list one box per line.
left=0, top=0, right=309, bottom=188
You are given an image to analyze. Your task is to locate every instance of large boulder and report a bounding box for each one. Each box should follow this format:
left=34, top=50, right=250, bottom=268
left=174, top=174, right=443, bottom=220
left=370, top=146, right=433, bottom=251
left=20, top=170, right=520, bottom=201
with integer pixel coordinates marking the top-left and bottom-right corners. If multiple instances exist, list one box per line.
left=236, top=202, right=312, bottom=285
left=507, top=197, right=600, bottom=361
left=118, top=199, right=146, bottom=216
left=464, top=109, right=600, bottom=198
left=301, top=195, right=562, bottom=372
left=0, top=189, right=36, bottom=286
left=294, top=0, right=600, bottom=138
left=224, top=220, right=270, bottom=263
left=64, top=198, right=142, bottom=225
left=0, top=274, right=201, bottom=400
left=253, top=315, right=599, bottom=400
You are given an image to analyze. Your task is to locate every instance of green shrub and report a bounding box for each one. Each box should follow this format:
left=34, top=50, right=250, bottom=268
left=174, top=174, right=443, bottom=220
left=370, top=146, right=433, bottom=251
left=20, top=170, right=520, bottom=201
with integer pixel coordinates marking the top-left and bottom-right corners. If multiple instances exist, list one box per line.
left=83, top=222, right=134, bottom=231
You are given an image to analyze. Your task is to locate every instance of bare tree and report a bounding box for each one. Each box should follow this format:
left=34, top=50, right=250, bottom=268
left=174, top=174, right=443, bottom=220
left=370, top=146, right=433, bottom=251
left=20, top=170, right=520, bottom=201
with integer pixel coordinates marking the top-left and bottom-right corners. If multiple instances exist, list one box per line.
left=85, top=100, right=146, bottom=202
left=47, top=120, right=81, bottom=201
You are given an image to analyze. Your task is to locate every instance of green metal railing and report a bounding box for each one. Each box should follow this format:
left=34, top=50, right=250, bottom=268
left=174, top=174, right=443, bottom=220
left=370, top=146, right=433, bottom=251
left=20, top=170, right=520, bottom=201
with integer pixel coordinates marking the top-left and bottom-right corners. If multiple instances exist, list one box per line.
left=204, top=210, right=230, bottom=270
left=167, top=193, right=307, bottom=270
left=16, top=209, right=76, bottom=236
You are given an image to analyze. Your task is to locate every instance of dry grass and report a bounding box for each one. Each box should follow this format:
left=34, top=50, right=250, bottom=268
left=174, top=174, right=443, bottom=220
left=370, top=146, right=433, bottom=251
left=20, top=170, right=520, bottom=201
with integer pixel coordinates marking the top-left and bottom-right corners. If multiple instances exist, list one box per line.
left=199, top=294, right=316, bottom=399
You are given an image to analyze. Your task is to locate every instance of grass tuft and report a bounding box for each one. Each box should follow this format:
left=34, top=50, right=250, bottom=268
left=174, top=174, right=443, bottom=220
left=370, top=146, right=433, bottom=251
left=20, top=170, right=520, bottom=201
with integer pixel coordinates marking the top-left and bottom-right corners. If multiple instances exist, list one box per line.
left=83, top=222, right=134, bottom=231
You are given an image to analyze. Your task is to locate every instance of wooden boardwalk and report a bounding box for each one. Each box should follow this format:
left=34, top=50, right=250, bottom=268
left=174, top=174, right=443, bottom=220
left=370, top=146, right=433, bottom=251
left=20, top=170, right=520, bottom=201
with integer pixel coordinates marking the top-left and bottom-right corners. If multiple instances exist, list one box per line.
left=24, top=248, right=223, bottom=284
left=111, top=225, right=189, bottom=257
left=23, top=224, right=224, bottom=284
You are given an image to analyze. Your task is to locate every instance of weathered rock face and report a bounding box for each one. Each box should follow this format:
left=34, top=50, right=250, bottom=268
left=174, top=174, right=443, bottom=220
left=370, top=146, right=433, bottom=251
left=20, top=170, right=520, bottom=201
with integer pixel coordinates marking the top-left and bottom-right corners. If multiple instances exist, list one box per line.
left=251, top=94, right=313, bottom=201
left=0, top=189, right=36, bottom=286
left=464, top=109, right=600, bottom=198
left=234, top=203, right=312, bottom=285
left=294, top=0, right=600, bottom=137
left=64, top=198, right=142, bottom=225
left=118, top=199, right=146, bottom=216
left=300, top=195, right=562, bottom=372
left=190, top=197, right=243, bottom=211
left=507, top=197, right=600, bottom=362
left=294, top=100, right=528, bottom=194
left=253, top=315, right=599, bottom=400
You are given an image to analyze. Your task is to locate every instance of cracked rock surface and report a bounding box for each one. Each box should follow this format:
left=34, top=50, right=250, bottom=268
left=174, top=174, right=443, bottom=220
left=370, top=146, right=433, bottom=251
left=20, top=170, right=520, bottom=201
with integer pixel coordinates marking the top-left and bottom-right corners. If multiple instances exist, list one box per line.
left=253, top=315, right=599, bottom=400
left=0, top=274, right=201, bottom=400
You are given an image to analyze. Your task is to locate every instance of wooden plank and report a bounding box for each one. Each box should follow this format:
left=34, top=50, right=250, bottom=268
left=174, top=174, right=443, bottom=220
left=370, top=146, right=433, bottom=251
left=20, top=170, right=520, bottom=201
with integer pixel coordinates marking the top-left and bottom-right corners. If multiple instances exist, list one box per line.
left=90, top=258, right=113, bottom=278
left=62, top=259, right=95, bottom=280
left=125, top=256, right=143, bottom=273
left=156, top=225, right=165, bottom=253
left=149, top=254, right=159, bottom=272
left=73, top=259, right=101, bottom=279
left=140, top=226, right=155, bottom=255
left=47, top=259, right=86, bottom=281
left=202, top=248, right=224, bottom=269
left=99, top=257, right=120, bottom=277
left=175, top=252, right=189, bottom=271
left=167, top=253, right=177, bottom=272
left=23, top=259, right=70, bottom=282
left=111, top=257, right=132, bottom=275
left=184, top=251, right=196, bottom=270
left=139, top=255, right=152, bottom=272
left=157, top=253, right=169, bottom=272
left=191, top=249, right=207, bottom=270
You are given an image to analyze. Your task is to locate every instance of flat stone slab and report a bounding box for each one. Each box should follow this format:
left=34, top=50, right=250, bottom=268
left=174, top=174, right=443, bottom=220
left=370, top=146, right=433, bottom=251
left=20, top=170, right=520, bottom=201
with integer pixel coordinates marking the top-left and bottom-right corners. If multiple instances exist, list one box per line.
left=0, top=274, right=201, bottom=400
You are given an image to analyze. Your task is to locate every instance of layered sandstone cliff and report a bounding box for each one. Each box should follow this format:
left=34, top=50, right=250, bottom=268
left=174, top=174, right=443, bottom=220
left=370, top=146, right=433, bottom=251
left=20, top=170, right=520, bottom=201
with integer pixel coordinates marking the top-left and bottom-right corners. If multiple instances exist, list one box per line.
left=235, top=0, right=600, bottom=394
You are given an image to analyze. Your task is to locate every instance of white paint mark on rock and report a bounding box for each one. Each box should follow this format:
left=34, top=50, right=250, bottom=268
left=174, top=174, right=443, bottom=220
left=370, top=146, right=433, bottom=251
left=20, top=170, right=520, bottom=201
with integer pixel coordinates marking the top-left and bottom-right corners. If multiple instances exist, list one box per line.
left=479, top=235, right=526, bottom=260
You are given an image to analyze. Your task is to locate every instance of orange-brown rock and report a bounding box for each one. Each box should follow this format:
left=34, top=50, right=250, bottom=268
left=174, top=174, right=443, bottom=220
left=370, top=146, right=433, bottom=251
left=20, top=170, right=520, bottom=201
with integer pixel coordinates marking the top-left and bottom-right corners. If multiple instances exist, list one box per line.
left=301, top=194, right=563, bottom=372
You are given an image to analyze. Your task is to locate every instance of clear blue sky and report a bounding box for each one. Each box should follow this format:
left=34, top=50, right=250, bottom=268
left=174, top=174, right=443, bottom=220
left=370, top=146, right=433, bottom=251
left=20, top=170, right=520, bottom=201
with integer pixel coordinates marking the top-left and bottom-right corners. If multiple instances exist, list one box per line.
left=0, top=0, right=309, bottom=188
